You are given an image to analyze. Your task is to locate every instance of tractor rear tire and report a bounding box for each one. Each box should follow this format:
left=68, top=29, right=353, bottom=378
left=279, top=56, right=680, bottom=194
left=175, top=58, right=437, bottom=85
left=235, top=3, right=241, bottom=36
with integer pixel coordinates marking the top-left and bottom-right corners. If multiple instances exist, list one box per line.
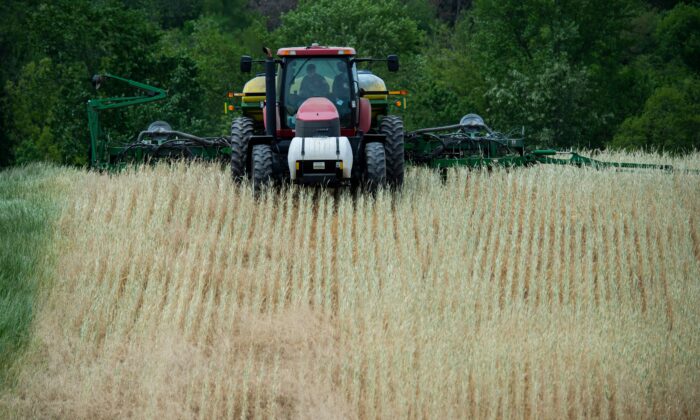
left=363, top=142, right=386, bottom=192
left=230, top=116, right=254, bottom=182
left=251, top=144, right=273, bottom=194
left=379, top=115, right=405, bottom=188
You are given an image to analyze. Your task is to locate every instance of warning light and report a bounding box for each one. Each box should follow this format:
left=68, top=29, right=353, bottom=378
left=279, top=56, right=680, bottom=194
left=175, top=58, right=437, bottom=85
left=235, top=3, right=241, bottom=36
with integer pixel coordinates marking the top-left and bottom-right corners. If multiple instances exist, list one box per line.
left=395, top=100, right=402, bottom=107
left=228, top=104, right=235, bottom=111
left=227, top=91, right=234, bottom=98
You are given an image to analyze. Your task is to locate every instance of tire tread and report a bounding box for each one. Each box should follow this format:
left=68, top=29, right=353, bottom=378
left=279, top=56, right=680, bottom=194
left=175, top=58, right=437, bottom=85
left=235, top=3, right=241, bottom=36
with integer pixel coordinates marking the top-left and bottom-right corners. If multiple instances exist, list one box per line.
left=379, top=115, right=405, bottom=188
left=230, top=116, right=254, bottom=181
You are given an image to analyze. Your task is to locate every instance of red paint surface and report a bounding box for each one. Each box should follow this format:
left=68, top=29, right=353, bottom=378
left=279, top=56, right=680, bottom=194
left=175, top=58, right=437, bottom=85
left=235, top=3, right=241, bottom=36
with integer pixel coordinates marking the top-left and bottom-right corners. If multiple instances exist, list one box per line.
left=277, top=46, right=356, bottom=56
left=296, top=97, right=340, bottom=122
left=358, top=98, right=372, bottom=133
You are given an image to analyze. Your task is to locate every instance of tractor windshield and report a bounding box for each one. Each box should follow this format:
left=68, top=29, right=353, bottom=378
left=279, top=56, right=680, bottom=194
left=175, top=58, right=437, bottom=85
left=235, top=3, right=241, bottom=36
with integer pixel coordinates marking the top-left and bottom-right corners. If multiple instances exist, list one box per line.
left=283, top=57, right=352, bottom=128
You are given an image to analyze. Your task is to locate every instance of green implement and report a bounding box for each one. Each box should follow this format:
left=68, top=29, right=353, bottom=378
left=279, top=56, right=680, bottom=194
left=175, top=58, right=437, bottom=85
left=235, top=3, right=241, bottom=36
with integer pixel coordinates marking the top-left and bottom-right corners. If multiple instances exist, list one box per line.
left=88, top=74, right=230, bottom=170
left=405, top=114, right=682, bottom=173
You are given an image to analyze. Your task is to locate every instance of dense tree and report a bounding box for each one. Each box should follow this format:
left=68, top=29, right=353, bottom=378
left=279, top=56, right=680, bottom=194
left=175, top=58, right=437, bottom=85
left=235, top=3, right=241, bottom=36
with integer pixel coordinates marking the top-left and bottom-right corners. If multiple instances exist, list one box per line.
left=5, top=59, right=71, bottom=164
left=0, top=0, right=43, bottom=166
left=0, top=0, right=698, bottom=167
left=611, top=84, right=700, bottom=152
left=655, top=3, right=700, bottom=72
left=430, top=0, right=471, bottom=25
left=447, top=0, right=644, bottom=148
left=613, top=3, right=700, bottom=152
left=274, top=0, right=423, bottom=59
left=249, top=0, right=298, bottom=29
left=3, top=0, right=164, bottom=164
left=159, top=15, right=267, bottom=133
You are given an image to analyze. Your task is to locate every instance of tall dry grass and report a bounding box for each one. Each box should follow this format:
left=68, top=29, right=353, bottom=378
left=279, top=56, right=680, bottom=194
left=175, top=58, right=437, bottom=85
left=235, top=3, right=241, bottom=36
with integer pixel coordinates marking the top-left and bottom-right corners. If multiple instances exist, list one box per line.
left=3, top=154, right=700, bottom=419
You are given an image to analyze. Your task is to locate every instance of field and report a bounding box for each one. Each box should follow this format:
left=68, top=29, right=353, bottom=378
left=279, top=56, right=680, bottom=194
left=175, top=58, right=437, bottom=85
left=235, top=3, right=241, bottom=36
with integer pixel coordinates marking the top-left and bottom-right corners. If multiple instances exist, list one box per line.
left=1, top=153, right=699, bottom=419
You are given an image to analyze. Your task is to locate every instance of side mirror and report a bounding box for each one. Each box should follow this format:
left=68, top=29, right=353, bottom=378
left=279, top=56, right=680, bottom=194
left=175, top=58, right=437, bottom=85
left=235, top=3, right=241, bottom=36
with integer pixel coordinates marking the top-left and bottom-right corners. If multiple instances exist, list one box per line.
left=240, top=55, right=252, bottom=73
left=387, top=55, right=399, bottom=72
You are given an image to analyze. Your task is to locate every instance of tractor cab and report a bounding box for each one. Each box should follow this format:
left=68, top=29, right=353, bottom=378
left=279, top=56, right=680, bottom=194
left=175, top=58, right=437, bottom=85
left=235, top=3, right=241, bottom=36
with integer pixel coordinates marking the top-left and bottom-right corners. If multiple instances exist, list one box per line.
left=278, top=51, right=357, bottom=129
left=233, top=44, right=405, bottom=191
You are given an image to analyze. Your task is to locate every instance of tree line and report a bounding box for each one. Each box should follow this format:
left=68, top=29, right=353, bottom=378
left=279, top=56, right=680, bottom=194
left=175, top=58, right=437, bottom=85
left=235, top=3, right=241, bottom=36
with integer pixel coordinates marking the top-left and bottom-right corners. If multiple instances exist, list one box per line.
left=0, top=0, right=697, bottom=166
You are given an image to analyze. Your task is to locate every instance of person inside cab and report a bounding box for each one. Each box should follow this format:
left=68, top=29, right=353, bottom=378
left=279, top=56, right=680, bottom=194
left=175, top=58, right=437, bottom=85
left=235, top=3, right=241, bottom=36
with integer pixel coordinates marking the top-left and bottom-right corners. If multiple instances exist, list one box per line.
left=332, top=61, right=349, bottom=101
left=331, top=61, right=351, bottom=126
left=300, top=64, right=329, bottom=98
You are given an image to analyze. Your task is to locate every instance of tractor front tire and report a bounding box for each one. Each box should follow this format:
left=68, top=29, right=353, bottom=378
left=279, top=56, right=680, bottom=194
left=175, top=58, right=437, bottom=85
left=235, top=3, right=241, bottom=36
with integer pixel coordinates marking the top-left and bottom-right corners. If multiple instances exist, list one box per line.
left=363, top=142, right=386, bottom=192
left=379, top=115, right=405, bottom=188
left=251, top=144, right=273, bottom=194
left=230, top=116, right=254, bottom=182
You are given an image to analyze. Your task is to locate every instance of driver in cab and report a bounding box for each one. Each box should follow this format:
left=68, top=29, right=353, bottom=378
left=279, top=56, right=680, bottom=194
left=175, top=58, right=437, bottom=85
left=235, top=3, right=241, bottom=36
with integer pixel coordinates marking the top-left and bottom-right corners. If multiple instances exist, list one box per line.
left=300, top=64, right=329, bottom=98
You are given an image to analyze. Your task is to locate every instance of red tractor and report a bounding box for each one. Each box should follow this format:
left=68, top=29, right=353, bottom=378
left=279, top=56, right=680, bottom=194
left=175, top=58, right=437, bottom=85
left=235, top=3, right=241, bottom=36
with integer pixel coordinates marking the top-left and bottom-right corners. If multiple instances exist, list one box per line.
left=231, top=44, right=405, bottom=191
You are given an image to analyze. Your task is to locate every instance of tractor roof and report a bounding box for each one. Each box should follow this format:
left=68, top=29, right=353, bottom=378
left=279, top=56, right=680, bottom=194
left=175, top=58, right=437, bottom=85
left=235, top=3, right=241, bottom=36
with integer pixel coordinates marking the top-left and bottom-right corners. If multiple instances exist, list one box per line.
left=277, top=44, right=356, bottom=57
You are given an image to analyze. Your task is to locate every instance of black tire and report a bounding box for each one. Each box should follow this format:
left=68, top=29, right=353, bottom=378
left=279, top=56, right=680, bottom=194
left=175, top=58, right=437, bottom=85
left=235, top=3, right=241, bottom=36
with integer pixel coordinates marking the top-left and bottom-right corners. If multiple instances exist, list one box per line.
left=230, top=116, right=254, bottom=181
left=251, top=144, right=273, bottom=194
left=379, top=115, right=405, bottom=188
left=363, top=142, right=386, bottom=192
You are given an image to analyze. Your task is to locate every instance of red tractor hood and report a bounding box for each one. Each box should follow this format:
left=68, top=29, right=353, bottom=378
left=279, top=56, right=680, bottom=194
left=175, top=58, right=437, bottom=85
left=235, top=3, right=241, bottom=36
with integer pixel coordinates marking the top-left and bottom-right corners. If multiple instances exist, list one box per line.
left=296, top=97, right=339, bottom=122
left=296, top=97, right=341, bottom=138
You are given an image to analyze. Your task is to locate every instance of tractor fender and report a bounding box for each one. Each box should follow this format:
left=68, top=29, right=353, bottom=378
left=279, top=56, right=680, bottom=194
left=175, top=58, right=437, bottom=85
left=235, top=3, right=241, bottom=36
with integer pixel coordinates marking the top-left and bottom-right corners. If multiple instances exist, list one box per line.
left=261, top=104, right=281, bottom=134
left=358, top=98, right=372, bottom=134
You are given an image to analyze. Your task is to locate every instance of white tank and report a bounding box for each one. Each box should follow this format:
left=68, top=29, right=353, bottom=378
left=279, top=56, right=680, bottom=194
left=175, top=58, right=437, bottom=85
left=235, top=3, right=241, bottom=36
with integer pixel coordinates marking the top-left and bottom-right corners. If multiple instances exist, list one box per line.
left=287, top=136, right=353, bottom=180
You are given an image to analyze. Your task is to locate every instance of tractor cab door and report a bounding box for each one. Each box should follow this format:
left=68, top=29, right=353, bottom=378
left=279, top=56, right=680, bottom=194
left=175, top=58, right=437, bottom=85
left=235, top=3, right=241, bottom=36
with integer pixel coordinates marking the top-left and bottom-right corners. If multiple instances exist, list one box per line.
left=281, top=57, right=355, bottom=129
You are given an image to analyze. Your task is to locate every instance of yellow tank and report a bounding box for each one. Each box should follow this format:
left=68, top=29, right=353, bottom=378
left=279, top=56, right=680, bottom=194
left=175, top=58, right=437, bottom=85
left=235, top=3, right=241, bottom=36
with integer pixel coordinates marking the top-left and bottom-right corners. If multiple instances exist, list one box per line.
left=243, top=72, right=388, bottom=100
left=358, top=71, right=389, bottom=123
left=242, top=76, right=266, bottom=103
left=241, top=76, right=266, bottom=122
left=358, top=71, right=388, bottom=101
left=241, top=71, right=389, bottom=124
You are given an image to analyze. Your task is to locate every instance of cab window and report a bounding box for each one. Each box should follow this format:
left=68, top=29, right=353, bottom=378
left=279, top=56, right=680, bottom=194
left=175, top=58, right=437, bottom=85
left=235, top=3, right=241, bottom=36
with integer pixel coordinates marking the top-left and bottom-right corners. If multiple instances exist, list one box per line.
left=284, top=57, right=352, bottom=128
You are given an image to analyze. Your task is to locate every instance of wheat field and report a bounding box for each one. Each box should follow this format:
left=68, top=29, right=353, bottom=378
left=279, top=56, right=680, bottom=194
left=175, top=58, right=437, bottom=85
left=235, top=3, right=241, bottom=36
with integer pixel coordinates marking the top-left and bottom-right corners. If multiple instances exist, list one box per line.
left=2, top=155, right=700, bottom=419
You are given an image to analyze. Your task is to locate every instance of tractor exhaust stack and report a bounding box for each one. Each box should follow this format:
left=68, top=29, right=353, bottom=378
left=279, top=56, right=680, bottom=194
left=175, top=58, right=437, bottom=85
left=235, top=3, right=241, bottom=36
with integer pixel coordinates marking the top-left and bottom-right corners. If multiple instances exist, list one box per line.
left=263, top=47, right=277, bottom=139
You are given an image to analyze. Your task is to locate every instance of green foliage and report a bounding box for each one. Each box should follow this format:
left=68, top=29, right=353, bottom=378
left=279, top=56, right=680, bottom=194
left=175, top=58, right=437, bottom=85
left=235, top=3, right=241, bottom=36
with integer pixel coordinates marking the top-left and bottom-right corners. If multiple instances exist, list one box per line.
left=126, top=0, right=203, bottom=28
left=117, top=56, right=210, bottom=139
left=5, top=59, right=90, bottom=165
left=401, top=26, right=479, bottom=129
left=275, top=0, right=423, bottom=58
left=612, top=82, right=700, bottom=152
left=401, top=0, right=438, bottom=32
left=485, top=60, right=594, bottom=147
left=159, top=15, right=268, bottom=134
left=613, top=3, right=700, bottom=152
left=2, top=0, right=168, bottom=165
left=29, top=1, right=160, bottom=76
left=655, top=3, right=700, bottom=72
left=1, top=0, right=699, bottom=167
left=0, top=0, right=42, bottom=166
left=450, top=0, right=642, bottom=148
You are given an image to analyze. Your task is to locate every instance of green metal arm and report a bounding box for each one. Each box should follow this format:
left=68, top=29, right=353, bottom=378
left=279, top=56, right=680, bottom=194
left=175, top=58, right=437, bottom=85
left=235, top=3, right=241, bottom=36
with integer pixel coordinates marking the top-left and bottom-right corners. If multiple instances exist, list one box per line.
left=530, top=150, right=674, bottom=171
left=87, top=74, right=167, bottom=168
